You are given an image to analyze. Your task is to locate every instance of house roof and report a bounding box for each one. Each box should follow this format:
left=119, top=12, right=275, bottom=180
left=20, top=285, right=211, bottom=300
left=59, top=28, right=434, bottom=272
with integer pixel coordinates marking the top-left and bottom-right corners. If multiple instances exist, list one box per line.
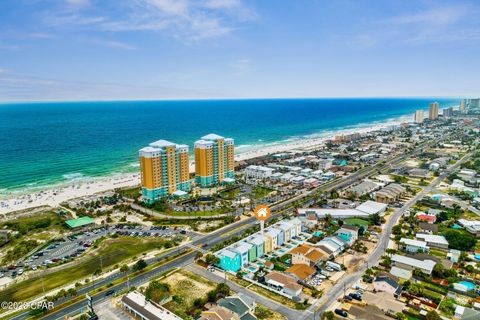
left=121, top=291, right=181, bottom=320
left=218, top=294, right=254, bottom=317
left=305, top=249, right=326, bottom=263
left=265, top=271, right=302, bottom=292
left=374, top=276, right=400, bottom=290
left=415, top=233, right=449, bottom=245
left=290, top=244, right=313, bottom=255
left=200, top=306, right=237, bottom=320
left=356, top=200, right=388, bottom=215
left=202, top=133, right=225, bottom=140
left=400, top=238, right=428, bottom=248
left=348, top=305, right=391, bottom=320
left=285, top=264, right=316, bottom=281
left=391, top=254, right=436, bottom=273
left=389, top=266, right=412, bottom=280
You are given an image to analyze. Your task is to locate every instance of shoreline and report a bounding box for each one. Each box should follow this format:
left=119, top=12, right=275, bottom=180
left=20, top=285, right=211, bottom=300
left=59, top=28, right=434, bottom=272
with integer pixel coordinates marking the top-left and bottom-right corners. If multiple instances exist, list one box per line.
left=0, top=113, right=412, bottom=214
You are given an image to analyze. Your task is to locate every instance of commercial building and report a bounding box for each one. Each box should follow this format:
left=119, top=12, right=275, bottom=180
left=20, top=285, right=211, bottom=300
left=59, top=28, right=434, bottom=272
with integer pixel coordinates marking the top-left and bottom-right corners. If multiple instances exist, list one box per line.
left=195, top=134, right=235, bottom=187
left=244, top=165, right=274, bottom=179
left=297, top=200, right=387, bottom=220
left=139, top=140, right=191, bottom=202
left=429, top=102, right=439, bottom=120
left=65, top=216, right=95, bottom=229
left=121, top=291, right=182, bottom=320
left=414, top=109, right=424, bottom=124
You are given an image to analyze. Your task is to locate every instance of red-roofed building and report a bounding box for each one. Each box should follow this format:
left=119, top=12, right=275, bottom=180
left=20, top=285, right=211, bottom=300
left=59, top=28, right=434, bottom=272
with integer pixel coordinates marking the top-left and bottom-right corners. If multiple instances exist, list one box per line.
left=417, top=214, right=436, bottom=224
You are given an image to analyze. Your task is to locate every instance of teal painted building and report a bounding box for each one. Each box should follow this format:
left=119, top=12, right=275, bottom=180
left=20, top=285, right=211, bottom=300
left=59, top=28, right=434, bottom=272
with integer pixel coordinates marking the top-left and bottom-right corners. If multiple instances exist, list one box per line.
left=247, top=235, right=265, bottom=259
left=216, top=249, right=242, bottom=272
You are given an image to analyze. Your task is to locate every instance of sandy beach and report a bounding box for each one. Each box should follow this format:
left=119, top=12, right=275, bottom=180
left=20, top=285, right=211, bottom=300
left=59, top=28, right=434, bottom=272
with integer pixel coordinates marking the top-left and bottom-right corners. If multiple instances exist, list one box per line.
left=0, top=117, right=408, bottom=215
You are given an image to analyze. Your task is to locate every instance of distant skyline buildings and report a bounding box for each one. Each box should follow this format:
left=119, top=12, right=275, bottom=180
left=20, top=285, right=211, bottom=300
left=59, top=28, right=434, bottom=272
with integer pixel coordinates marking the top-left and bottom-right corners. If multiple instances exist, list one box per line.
left=429, top=102, right=439, bottom=120
left=414, top=110, right=424, bottom=124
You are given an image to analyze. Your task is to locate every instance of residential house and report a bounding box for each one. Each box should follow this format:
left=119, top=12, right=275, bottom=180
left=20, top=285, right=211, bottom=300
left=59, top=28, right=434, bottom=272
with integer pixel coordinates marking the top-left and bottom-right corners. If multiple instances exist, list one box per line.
left=200, top=306, right=239, bottom=320
left=335, top=225, right=359, bottom=246
left=216, top=249, right=242, bottom=272
left=230, top=242, right=253, bottom=268
left=290, top=244, right=327, bottom=267
left=399, top=238, right=429, bottom=253
left=373, top=274, right=402, bottom=297
left=276, top=221, right=293, bottom=242
left=457, top=219, right=480, bottom=237
left=289, top=218, right=302, bottom=238
left=375, top=183, right=407, bottom=204
left=389, top=266, right=412, bottom=280
left=264, top=228, right=280, bottom=249
left=246, top=235, right=265, bottom=259
left=415, top=233, right=449, bottom=249
left=217, top=293, right=257, bottom=320
left=264, top=271, right=303, bottom=297
left=285, top=264, right=317, bottom=282
left=390, top=254, right=436, bottom=275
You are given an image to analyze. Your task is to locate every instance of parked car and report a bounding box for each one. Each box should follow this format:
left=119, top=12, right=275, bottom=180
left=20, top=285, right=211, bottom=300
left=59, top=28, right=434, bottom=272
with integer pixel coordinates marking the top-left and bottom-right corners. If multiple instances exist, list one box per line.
left=349, top=293, right=362, bottom=301
left=334, top=309, right=348, bottom=317
left=105, top=289, right=115, bottom=296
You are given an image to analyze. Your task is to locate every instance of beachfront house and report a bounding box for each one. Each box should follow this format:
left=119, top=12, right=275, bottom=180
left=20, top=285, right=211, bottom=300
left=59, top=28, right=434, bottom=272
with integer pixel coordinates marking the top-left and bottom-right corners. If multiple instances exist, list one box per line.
left=276, top=222, right=293, bottom=243
left=289, top=218, right=302, bottom=238
left=230, top=242, right=253, bottom=268
left=216, top=249, right=242, bottom=272
left=265, top=228, right=280, bottom=249
left=246, top=235, right=265, bottom=259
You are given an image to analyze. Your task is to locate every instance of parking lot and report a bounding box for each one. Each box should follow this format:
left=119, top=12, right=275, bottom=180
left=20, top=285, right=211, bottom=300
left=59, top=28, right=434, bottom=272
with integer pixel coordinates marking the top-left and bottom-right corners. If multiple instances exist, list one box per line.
left=1, top=224, right=197, bottom=279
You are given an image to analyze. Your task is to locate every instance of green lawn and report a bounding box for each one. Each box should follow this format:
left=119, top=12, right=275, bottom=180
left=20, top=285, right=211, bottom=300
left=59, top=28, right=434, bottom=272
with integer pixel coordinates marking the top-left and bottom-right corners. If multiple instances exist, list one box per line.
left=429, top=248, right=447, bottom=258
left=117, top=186, right=141, bottom=200
left=0, top=237, right=168, bottom=302
left=253, top=186, right=274, bottom=199
left=345, top=218, right=370, bottom=227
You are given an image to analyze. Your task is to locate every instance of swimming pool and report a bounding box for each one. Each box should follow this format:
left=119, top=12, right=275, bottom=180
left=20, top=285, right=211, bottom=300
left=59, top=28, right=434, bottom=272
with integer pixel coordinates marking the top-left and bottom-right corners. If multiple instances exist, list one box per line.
left=452, top=224, right=462, bottom=229
left=458, top=281, right=476, bottom=290
left=248, top=266, right=256, bottom=272
left=278, top=249, right=286, bottom=253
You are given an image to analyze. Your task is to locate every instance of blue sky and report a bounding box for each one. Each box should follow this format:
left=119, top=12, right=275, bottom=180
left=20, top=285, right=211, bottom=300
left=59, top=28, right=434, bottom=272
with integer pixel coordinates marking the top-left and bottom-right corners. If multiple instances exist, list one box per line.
left=1, top=0, right=479, bottom=101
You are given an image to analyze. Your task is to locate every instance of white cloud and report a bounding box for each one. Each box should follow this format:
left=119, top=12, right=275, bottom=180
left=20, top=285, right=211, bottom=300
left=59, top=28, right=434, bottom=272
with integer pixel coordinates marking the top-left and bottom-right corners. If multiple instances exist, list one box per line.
left=66, top=0, right=91, bottom=7
left=41, top=0, right=256, bottom=42
left=344, top=3, right=480, bottom=47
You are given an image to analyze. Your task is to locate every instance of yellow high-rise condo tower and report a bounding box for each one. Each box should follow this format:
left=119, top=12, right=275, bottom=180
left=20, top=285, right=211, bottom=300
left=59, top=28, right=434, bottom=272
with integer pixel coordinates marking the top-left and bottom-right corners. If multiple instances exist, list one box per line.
left=194, top=134, right=235, bottom=187
left=139, top=140, right=191, bottom=202
left=429, top=102, right=439, bottom=120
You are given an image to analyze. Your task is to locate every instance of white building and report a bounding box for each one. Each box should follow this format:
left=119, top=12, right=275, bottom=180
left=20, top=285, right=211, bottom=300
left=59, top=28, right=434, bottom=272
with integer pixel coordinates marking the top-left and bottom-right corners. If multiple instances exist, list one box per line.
left=399, top=238, right=429, bottom=253
left=122, top=291, right=182, bottom=320
left=244, top=165, right=275, bottom=179
left=415, top=233, right=449, bottom=249
left=391, top=254, right=436, bottom=275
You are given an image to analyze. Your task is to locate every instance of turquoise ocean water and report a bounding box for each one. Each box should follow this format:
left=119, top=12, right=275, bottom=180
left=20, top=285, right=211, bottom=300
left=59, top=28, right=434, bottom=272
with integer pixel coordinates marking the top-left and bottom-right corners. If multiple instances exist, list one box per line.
left=0, top=98, right=458, bottom=195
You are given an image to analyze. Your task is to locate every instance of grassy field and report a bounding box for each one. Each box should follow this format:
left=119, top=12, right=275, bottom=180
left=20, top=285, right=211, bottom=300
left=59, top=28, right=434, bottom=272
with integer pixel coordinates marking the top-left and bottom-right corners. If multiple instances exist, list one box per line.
left=117, top=186, right=141, bottom=200
left=162, top=269, right=216, bottom=317
left=0, top=237, right=167, bottom=302
left=344, top=218, right=370, bottom=227
left=253, top=186, right=274, bottom=199
left=167, top=209, right=230, bottom=217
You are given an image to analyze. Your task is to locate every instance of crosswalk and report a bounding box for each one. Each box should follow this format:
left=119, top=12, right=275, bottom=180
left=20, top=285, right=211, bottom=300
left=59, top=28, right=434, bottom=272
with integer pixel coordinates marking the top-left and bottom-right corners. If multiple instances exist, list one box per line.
left=184, top=243, right=208, bottom=254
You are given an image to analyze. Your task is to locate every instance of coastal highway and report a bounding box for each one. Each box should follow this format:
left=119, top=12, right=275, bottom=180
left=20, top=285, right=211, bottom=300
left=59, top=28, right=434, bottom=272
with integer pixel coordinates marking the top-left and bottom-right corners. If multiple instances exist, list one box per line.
left=302, top=149, right=473, bottom=320
left=9, top=131, right=457, bottom=320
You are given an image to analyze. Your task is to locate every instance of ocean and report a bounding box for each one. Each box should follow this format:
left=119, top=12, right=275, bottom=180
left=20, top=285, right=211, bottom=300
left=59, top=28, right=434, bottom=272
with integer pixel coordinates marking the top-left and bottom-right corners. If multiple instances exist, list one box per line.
left=0, top=98, right=458, bottom=195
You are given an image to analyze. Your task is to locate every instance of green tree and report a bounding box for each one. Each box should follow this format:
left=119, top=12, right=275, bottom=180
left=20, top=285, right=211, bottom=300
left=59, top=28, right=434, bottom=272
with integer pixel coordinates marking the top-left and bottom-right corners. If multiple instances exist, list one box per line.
left=133, top=259, right=147, bottom=271
left=120, top=264, right=129, bottom=273
left=425, top=310, right=441, bottom=320
left=322, top=311, right=335, bottom=320
left=443, top=229, right=477, bottom=251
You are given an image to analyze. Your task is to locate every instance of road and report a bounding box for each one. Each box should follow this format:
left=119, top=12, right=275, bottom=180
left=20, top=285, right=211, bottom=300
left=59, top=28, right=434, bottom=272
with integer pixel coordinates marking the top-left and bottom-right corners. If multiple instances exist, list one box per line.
left=186, top=264, right=302, bottom=319
left=7, top=132, right=458, bottom=320
left=302, top=150, right=473, bottom=320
